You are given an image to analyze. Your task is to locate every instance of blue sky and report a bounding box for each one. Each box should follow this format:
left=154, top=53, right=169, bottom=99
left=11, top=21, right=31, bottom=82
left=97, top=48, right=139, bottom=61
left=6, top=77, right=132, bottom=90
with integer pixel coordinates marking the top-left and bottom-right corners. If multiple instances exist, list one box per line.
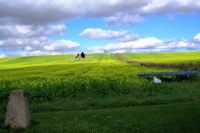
left=0, top=0, right=200, bottom=57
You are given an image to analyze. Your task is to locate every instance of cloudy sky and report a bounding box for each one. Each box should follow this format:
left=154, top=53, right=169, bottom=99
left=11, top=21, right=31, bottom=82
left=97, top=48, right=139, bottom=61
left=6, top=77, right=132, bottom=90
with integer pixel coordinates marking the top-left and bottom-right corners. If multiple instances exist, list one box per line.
left=0, top=0, right=200, bottom=57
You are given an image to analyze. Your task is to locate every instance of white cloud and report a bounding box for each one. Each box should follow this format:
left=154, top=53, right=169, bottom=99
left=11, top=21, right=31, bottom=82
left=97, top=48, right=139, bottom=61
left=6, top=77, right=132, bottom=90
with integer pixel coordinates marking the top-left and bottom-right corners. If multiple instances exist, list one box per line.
left=117, top=34, right=140, bottom=42
left=0, top=37, right=80, bottom=53
left=142, top=0, right=200, bottom=15
left=0, top=0, right=82, bottom=25
left=194, top=33, right=200, bottom=41
left=44, top=40, right=80, bottom=51
left=0, top=24, right=66, bottom=39
left=87, top=34, right=200, bottom=53
left=0, top=54, right=6, bottom=58
left=25, top=46, right=32, bottom=51
left=80, top=28, right=139, bottom=42
left=103, top=37, right=163, bottom=50
left=7, top=50, right=61, bottom=57
left=1, top=0, right=200, bottom=57
left=177, top=40, right=188, bottom=48
left=0, top=40, right=3, bottom=46
left=80, top=28, right=127, bottom=40
left=0, top=22, right=79, bottom=57
left=87, top=37, right=163, bottom=52
left=106, top=13, right=144, bottom=26
left=113, top=50, right=127, bottom=53
left=140, top=49, right=162, bottom=53
left=1, top=0, right=200, bottom=26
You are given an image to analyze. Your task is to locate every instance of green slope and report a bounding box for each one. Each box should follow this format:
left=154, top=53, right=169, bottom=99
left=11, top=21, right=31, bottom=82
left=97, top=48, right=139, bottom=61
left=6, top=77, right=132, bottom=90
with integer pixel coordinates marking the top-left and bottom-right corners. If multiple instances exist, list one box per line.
left=120, top=51, right=200, bottom=64
left=0, top=53, right=200, bottom=132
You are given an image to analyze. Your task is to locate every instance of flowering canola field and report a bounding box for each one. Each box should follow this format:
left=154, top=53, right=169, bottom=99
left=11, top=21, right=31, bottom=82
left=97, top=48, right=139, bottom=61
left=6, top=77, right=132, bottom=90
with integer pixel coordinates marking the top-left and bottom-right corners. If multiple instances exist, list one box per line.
left=0, top=53, right=199, bottom=107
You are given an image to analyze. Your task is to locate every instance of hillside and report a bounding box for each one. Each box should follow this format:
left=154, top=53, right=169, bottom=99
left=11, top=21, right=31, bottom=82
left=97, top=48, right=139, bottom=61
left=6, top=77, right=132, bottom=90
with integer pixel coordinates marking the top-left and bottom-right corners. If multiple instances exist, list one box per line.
left=0, top=52, right=200, bottom=132
left=120, top=51, right=200, bottom=64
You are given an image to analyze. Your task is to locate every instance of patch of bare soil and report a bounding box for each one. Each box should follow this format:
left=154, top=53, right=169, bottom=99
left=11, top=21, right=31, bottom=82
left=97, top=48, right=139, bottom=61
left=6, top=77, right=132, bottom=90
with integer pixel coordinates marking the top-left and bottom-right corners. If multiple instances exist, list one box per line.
left=115, top=53, right=200, bottom=71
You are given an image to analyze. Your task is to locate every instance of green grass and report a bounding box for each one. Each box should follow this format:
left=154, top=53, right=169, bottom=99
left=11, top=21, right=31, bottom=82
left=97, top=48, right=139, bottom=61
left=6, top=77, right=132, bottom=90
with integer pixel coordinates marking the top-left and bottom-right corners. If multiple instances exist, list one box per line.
left=1, top=100, right=200, bottom=133
left=0, top=54, right=96, bottom=69
left=0, top=52, right=200, bottom=132
left=121, top=51, right=200, bottom=64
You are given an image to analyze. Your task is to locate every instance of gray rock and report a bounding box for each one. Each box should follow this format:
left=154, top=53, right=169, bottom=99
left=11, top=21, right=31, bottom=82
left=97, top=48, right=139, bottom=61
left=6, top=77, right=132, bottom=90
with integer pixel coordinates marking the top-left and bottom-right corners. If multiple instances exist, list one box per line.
left=4, top=90, right=31, bottom=128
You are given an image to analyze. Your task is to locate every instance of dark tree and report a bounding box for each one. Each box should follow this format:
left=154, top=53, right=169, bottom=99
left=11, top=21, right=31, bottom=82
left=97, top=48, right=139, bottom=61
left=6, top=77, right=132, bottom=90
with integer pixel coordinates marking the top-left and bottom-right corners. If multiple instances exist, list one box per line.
left=81, top=52, right=85, bottom=58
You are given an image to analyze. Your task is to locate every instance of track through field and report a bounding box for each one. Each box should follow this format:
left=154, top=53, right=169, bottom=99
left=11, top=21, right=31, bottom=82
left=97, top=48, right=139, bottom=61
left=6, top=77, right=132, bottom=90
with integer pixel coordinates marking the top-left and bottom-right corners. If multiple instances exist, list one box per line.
left=116, top=53, right=200, bottom=71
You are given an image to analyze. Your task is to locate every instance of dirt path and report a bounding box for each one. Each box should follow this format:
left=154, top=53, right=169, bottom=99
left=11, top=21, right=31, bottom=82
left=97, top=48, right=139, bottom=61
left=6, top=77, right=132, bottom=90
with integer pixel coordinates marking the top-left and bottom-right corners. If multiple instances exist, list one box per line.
left=115, top=53, right=200, bottom=71
left=115, top=53, right=143, bottom=65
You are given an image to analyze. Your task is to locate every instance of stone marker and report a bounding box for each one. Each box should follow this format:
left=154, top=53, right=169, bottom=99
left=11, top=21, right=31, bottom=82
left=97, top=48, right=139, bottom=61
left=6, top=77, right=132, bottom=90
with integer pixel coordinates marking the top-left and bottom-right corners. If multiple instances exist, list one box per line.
left=4, top=90, right=31, bottom=128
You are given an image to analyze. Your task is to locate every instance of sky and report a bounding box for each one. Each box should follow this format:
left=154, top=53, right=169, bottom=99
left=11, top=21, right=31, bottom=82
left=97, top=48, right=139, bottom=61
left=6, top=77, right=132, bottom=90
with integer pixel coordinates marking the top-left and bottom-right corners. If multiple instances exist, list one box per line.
left=0, top=0, right=200, bottom=58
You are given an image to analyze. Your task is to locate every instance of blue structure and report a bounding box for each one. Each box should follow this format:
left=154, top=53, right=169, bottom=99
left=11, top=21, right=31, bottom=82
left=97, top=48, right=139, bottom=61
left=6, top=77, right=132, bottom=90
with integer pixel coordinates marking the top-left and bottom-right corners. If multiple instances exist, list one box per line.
left=138, top=71, right=198, bottom=76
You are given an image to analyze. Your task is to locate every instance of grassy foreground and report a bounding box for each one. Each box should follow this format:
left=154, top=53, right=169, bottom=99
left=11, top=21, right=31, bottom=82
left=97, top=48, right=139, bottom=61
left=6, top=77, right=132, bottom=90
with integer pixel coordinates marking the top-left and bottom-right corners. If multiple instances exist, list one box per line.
left=1, top=100, right=200, bottom=133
